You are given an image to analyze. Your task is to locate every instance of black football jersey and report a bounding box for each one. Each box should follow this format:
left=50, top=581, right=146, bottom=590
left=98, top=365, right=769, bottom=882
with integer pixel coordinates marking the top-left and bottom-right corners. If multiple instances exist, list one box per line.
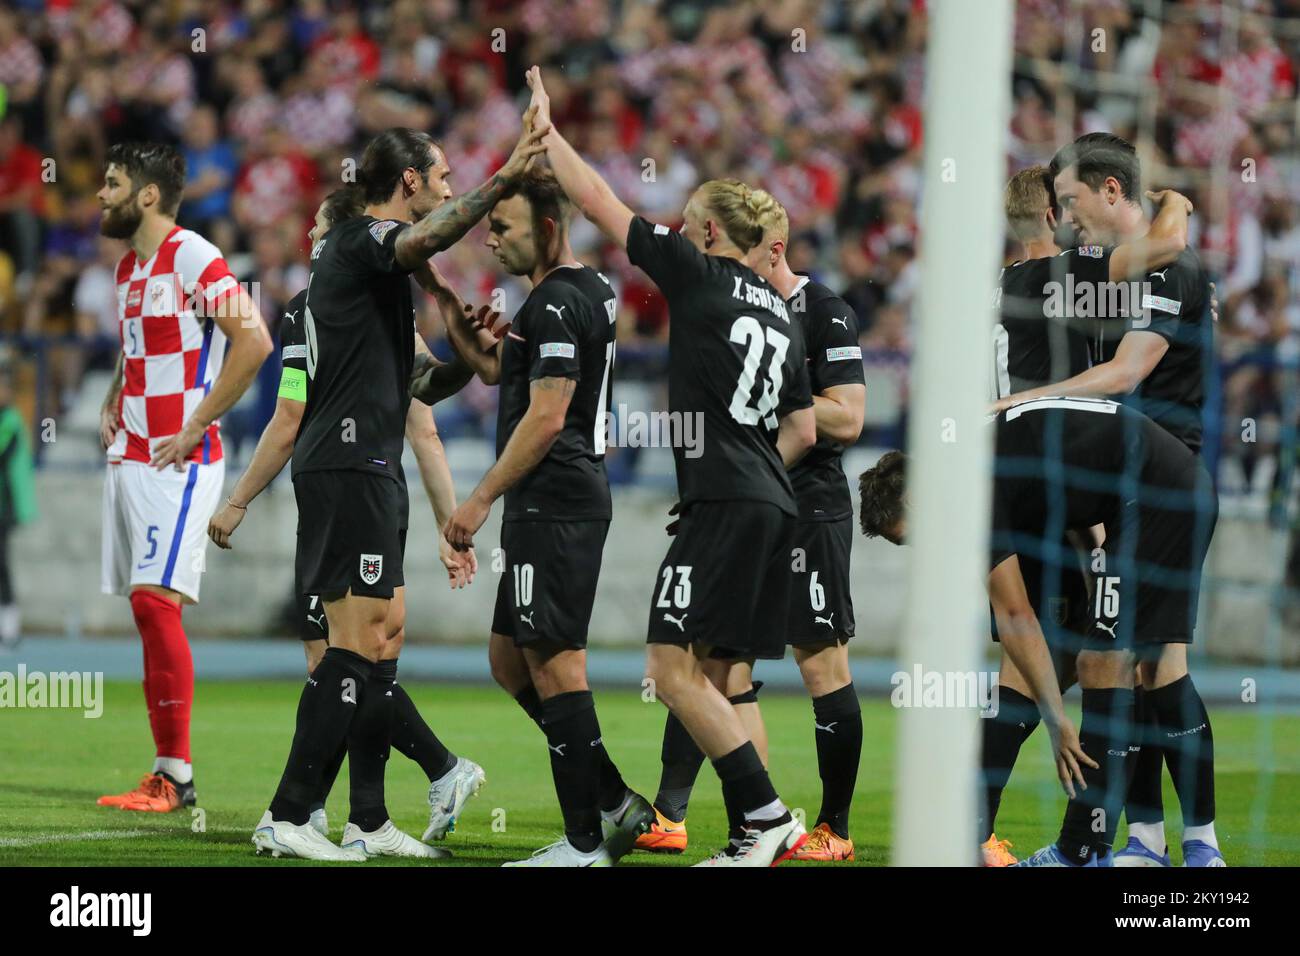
left=292, top=216, right=416, bottom=481
left=495, top=264, right=617, bottom=521
left=993, top=256, right=1093, bottom=399
left=989, top=396, right=1197, bottom=569
left=1058, top=244, right=1212, bottom=454
left=281, top=287, right=408, bottom=520
left=626, top=216, right=813, bottom=516
left=786, top=276, right=865, bottom=521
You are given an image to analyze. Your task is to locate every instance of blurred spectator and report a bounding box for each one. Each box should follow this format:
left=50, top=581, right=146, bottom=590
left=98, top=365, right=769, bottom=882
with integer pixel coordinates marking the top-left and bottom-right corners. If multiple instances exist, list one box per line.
left=0, top=358, right=36, bottom=646
left=0, top=116, right=43, bottom=293
left=180, top=104, right=238, bottom=254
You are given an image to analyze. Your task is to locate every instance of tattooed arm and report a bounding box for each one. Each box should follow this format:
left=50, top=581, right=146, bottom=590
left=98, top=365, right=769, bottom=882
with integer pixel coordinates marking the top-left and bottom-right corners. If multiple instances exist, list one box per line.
left=393, top=107, right=549, bottom=270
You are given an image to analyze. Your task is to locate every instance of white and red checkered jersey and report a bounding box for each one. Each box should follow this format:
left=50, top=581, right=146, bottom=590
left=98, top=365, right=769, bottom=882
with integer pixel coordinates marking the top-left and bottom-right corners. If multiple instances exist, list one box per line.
left=107, top=226, right=239, bottom=466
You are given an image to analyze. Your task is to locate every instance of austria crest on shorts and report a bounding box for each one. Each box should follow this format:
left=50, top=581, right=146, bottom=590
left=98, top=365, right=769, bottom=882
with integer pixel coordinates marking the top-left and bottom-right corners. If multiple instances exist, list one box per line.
left=360, top=553, right=383, bottom=585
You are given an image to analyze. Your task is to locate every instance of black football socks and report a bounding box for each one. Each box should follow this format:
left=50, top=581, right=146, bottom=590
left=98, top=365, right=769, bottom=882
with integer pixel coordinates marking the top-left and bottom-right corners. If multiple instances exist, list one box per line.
left=515, top=684, right=629, bottom=814
left=1123, top=685, right=1165, bottom=828
left=979, top=685, right=1040, bottom=840
left=812, top=683, right=863, bottom=840
left=270, top=646, right=372, bottom=826
left=1057, top=687, right=1134, bottom=863
left=1148, top=675, right=1216, bottom=826
left=346, top=657, right=396, bottom=832
left=713, top=741, right=788, bottom=833
left=540, top=690, right=604, bottom=853
left=390, top=678, right=457, bottom=781
left=654, top=711, right=706, bottom=824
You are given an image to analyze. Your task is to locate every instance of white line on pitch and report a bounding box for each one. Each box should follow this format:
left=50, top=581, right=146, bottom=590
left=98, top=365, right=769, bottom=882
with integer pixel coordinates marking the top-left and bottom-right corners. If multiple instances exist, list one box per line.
left=0, top=829, right=152, bottom=848
left=0, top=826, right=252, bottom=849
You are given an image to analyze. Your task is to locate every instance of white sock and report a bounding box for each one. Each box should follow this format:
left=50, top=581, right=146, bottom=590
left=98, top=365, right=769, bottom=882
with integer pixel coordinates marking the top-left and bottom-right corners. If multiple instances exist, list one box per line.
left=1183, top=822, right=1218, bottom=849
left=1128, top=821, right=1167, bottom=856
left=744, top=797, right=786, bottom=824
left=153, top=757, right=193, bottom=784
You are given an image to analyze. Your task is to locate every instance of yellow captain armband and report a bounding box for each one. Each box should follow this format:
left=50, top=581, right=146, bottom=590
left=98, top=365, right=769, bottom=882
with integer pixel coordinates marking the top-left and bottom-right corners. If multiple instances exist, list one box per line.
left=278, top=366, right=307, bottom=402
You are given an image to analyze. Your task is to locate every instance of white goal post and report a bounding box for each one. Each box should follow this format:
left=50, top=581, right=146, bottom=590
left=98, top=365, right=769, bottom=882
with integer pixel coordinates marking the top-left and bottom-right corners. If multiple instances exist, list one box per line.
left=892, top=0, right=1014, bottom=865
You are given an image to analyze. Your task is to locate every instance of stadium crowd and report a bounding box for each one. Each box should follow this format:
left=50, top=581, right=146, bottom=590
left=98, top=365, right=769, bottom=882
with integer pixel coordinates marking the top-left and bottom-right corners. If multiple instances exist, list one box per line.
left=0, top=0, right=1298, bottom=506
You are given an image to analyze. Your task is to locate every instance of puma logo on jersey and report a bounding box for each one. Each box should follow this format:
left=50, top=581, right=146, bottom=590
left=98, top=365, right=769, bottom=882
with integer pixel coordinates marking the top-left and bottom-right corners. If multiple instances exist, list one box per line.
left=307, top=612, right=326, bottom=630
left=815, top=614, right=835, bottom=629
left=663, top=612, right=688, bottom=633
left=815, top=721, right=838, bottom=734
left=520, top=611, right=536, bottom=628
left=1148, top=269, right=1169, bottom=282
left=831, top=316, right=849, bottom=329
left=549, top=743, right=567, bottom=757
left=545, top=304, right=567, bottom=321
left=1096, top=621, right=1118, bottom=639
left=284, top=309, right=299, bottom=324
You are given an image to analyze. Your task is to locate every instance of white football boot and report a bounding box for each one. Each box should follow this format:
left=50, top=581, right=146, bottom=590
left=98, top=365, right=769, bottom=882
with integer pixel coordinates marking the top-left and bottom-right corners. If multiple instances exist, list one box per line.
left=502, top=838, right=613, bottom=867
left=252, top=810, right=366, bottom=862
left=308, top=807, right=329, bottom=837
left=423, top=757, right=486, bottom=841
left=341, top=819, right=450, bottom=859
left=692, top=818, right=807, bottom=867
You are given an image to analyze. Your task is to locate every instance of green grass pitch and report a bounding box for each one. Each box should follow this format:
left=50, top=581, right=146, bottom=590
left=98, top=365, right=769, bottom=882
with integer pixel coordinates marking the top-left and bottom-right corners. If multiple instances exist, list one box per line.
left=2, top=680, right=1298, bottom=866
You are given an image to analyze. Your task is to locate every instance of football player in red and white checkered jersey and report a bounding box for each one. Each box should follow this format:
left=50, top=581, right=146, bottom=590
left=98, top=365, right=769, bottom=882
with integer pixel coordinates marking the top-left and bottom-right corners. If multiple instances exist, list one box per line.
left=93, top=142, right=273, bottom=814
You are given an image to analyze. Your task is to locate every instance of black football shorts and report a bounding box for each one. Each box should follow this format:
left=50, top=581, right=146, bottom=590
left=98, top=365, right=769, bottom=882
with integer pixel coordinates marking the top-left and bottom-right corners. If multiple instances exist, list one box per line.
left=1082, top=464, right=1217, bottom=652
left=296, top=527, right=409, bottom=641
left=491, top=519, right=609, bottom=649
left=786, top=515, right=856, bottom=646
left=646, top=499, right=796, bottom=661
left=294, top=470, right=405, bottom=601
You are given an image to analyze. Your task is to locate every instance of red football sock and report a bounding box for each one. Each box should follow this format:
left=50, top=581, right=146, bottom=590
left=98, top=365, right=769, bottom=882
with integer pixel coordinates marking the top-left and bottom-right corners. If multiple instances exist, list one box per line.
left=130, top=590, right=194, bottom=763
left=139, top=634, right=161, bottom=751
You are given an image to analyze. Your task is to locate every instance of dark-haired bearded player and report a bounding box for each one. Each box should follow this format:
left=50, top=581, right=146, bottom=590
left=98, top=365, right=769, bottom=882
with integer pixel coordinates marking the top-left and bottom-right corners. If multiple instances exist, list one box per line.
left=208, top=188, right=505, bottom=850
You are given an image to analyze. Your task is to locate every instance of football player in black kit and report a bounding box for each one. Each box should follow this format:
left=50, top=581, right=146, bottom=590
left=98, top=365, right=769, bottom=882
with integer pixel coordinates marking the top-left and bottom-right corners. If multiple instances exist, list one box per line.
left=994, top=134, right=1224, bottom=867
left=251, top=109, right=549, bottom=861
left=438, top=166, right=655, bottom=867
left=525, top=66, right=816, bottom=866
left=980, top=164, right=1194, bottom=865
left=209, top=188, right=504, bottom=853
left=632, top=196, right=868, bottom=861
left=860, top=397, right=1217, bottom=866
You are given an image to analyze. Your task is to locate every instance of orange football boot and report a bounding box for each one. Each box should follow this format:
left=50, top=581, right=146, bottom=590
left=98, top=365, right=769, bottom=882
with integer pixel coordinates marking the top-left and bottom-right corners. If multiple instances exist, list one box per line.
left=98, top=773, right=192, bottom=812
left=981, top=834, right=1018, bottom=867
left=791, top=822, right=855, bottom=861
left=633, top=806, right=688, bottom=853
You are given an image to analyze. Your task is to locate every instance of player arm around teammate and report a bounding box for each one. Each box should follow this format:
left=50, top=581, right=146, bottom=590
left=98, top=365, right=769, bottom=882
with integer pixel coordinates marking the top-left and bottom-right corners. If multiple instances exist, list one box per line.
left=991, top=185, right=1194, bottom=413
